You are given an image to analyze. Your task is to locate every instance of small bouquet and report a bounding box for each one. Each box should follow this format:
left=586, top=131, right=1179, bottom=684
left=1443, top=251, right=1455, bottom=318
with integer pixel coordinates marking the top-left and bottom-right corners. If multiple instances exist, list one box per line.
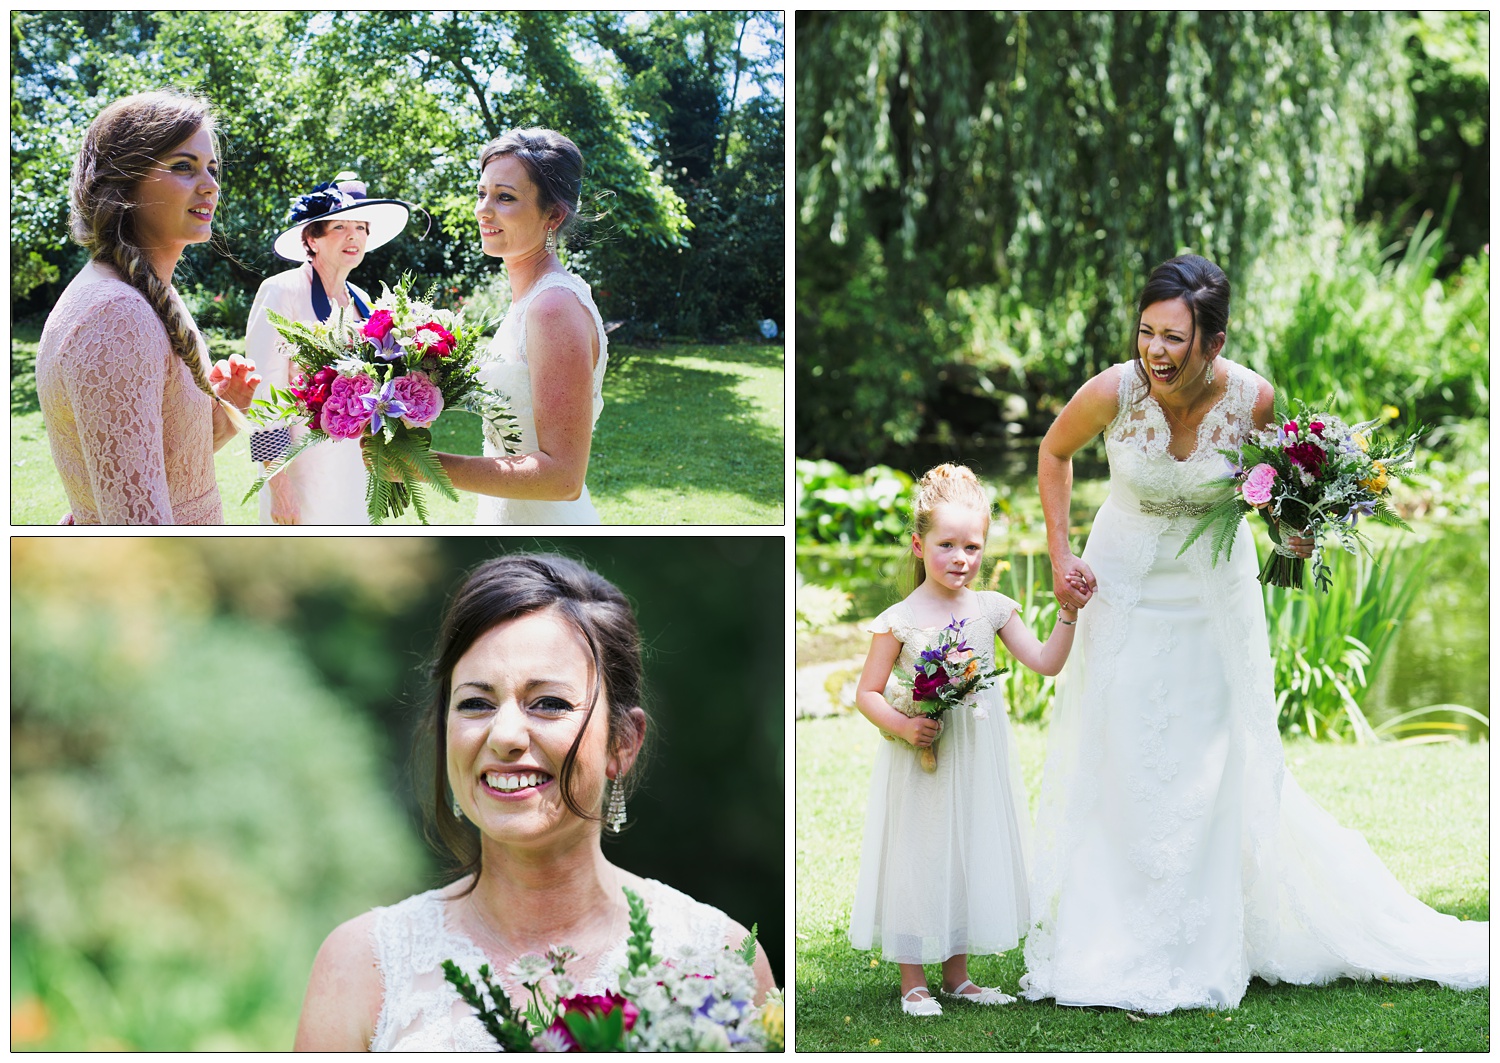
left=442, top=886, right=783, bottom=1052
left=890, top=616, right=1006, bottom=773
left=1180, top=395, right=1418, bottom=590
left=245, top=274, right=521, bottom=524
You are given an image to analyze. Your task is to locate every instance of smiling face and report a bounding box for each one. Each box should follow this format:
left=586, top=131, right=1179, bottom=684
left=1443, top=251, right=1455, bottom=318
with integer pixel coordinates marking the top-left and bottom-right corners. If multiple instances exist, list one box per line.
left=305, top=218, right=370, bottom=272
left=130, top=123, right=219, bottom=253
left=446, top=606, right=617, bottom=849
left=474, top=154, right=562, bottom=260
left=913, top=502, right=988, bottom=592
left=1138, top=297, right=1224, bottom=395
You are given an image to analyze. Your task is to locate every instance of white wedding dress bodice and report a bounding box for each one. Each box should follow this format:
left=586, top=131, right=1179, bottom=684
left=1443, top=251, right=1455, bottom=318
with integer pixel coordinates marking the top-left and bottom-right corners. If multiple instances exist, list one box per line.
left=848, top=592, right=1032, bottom=964
left=1022, top=360, right=1487, bottom=1013
left=475, top=271, right=608, bottom=525
left=368, top=878, right=732, bottom=1051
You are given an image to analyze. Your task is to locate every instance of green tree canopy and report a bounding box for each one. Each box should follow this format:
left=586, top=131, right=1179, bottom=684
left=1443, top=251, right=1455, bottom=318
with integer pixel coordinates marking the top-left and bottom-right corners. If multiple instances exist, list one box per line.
left=795, top=12, right=1452, bottom=465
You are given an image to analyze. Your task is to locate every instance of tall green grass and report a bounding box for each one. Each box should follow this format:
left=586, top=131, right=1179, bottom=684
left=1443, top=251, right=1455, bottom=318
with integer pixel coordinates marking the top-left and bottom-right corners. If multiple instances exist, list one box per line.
left=1262, top=209, right=1488, bottom=431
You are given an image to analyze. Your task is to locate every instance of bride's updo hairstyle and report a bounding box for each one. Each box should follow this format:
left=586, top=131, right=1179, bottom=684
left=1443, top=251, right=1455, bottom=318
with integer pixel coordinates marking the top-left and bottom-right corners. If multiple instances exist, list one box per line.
left=479, top=128, right=584, bottom=247
left=1130, top=254, right=1231, bottom=396
left=907, top=463, right=992, bottom=591
left=68, top=89, right=220, bottom=404
left=425, top=553, right=649, bottom=883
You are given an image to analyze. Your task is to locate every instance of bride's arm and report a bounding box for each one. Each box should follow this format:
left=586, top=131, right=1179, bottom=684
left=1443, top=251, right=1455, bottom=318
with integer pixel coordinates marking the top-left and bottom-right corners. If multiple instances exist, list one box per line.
left=1039, top=366, right=1119, bottom=608
left=436, top=289, right=596, bottom=500
left=293, top=911, right=382, bottom=1051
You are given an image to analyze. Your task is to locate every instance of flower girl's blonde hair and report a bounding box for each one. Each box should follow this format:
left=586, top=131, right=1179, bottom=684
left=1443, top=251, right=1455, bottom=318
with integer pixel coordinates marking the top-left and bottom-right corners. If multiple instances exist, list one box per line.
left=907, top=463, right=992, bottom=590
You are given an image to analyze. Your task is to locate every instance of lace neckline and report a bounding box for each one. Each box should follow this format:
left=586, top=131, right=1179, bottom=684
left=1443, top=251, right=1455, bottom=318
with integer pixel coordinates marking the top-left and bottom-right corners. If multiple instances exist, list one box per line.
left=435, top=890, right=627, bottom=989
left=1145, top=371, right=1236, bottom=463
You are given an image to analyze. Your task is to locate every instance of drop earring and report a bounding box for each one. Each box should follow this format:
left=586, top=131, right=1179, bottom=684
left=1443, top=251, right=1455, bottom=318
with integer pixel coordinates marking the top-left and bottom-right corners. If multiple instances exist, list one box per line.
left=544, top=227, right=557, bottom=254
left=605, top=776, right=627, bottom=833
left=1204, top=357, right=1214, bottom=385
left=452, top=797, right=465, bottom=822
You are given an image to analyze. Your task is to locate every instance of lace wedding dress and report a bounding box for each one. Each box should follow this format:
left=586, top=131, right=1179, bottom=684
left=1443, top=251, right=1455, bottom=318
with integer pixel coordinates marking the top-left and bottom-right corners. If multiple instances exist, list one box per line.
left=35, top=261, right=222, bottom=524
left=1021, top=361, right=1488, bottom=1013
left=849, top=591, right=1032, bottom=963
left=369, top=877, right=734, bottom=1051
left=475, top=271, right=607, bottom=525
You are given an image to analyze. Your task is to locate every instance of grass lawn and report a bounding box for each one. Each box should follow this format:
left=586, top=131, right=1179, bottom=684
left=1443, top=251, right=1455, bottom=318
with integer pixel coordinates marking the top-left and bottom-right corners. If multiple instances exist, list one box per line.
left=11, top=326, right=783, bottom=525
left=795, top=713, right=1490, bottom=1052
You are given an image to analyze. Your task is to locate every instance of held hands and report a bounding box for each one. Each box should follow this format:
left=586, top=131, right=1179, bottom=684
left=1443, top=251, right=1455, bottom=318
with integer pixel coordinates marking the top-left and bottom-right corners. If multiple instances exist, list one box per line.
left=209, top=354, right=261, bottom=410
left=1053, top=554, right=1098, bottom=611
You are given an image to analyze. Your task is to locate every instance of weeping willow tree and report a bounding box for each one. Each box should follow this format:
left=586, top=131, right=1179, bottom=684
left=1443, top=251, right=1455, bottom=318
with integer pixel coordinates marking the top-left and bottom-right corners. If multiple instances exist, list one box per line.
left=796, top=11, right=1414, bottom=465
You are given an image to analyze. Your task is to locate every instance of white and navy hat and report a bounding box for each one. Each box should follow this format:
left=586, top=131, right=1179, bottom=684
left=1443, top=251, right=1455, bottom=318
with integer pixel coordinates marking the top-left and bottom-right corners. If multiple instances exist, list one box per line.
left=272, top=172, right=411, bottom=262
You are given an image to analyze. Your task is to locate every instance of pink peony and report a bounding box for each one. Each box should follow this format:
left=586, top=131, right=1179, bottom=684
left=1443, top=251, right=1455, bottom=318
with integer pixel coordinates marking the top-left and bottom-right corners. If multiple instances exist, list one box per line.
left=362, top=309, right=394, bottom=341
left=1241, top=463, right=1278, bottom=507
left=319, top=373, right=375, bottom=439
left=390, top=370, right=444, bottom=428
left=411, top=321, right=456, bottom=358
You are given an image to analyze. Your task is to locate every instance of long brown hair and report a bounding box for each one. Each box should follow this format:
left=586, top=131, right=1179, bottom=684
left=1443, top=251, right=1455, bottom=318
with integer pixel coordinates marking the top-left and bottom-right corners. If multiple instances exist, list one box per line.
left=422, top=554, right=650, bottom=892
left=69, top=89, right=219, bottom=401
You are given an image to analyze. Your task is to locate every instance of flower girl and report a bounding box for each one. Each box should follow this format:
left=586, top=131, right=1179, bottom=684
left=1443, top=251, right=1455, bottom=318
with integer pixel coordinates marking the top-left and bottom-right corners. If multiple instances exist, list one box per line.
left=848, top=463, right=1089, bottom=1016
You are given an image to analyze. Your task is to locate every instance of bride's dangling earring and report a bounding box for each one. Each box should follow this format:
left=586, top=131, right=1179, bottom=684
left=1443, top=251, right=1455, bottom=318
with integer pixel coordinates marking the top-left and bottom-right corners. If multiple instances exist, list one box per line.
left=452, top=796, right=465, bottom=822
left=544, top=227, right=557, bottom=255
left=605, top=776, right=627, bottom=833
left=1204, top=357, right=1214, bottom=386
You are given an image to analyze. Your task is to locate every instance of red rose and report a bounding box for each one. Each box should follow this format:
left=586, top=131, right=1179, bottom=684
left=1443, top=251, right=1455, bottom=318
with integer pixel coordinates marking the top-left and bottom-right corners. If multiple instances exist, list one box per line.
left=912, top=669, right=949, bottom=702
left=413, top=321, right=456, bottom=358
left=547, top=992, right=638, bottom=1051
left=1285, top=441, right=1327, bottom=475
left=362, top=309, right=394, bottom=341
left=291, top=365, right=338, bottom=423
left=1284, top=420, right=1299, bottom=435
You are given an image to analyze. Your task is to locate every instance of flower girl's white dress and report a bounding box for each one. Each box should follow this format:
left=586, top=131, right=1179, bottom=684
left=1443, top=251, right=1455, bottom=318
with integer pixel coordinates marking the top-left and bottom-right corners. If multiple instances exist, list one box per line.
left=1021, top=361, right=1488, bottom=1013
left=475, top=271, right=607, bottom=525
left=368, top=878, right=731, bottom=1050
left=849, top=590, right=1031, bottom=963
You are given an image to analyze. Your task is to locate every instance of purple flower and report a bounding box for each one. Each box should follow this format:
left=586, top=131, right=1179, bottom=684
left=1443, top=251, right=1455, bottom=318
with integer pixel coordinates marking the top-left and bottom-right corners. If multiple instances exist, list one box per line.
left=366, top=328, right=406, bottom=362
left=1345, top=500, right=1376, bottom=525
left=359, top=379, right=410, bottom=433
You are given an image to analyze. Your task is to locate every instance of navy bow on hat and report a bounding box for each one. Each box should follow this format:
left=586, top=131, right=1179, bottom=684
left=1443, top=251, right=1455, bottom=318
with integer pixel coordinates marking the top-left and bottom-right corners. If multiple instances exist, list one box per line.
left=286, top=178, right=365, bottom=225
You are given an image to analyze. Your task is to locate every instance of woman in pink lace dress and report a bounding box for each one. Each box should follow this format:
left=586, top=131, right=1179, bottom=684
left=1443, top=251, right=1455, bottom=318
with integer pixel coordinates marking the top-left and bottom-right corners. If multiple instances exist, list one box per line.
left=294, top=554, right=776, bottom=1050
left=36, top=89, right=259, bottom=525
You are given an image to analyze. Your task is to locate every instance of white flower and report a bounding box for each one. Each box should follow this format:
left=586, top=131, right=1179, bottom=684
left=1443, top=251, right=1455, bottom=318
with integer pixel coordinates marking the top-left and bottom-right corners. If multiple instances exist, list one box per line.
left=506, top=952, right=551, bottom=986
left=332, top=356, right=369, bottom=377
left=531, top=1028, right=572, bottom=1052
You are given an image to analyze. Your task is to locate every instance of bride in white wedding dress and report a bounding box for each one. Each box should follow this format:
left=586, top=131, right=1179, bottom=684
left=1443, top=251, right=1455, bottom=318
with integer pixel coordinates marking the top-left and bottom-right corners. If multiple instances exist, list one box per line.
left=1022, top=254, right=1487, bottom=1013
left=429, top=129, right=607, bottom=524
left=292, top=555, right=775, bottom=1050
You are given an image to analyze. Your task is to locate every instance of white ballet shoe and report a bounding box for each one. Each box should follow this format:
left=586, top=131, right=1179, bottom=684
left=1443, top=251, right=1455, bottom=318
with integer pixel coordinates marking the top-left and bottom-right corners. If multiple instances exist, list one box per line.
left=900, top=986, right=943, bottom=1017
left=941, top=978, right=1016, bottom=1005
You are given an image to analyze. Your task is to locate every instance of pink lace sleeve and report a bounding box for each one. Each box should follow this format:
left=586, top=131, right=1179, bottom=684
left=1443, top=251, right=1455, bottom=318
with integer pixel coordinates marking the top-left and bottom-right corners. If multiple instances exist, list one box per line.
left=64, top=293, right=177, bottom=524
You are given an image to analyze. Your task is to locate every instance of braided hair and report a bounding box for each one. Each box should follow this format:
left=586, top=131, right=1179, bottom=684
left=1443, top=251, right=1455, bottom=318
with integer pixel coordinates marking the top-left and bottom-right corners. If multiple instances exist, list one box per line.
left=68, top=89, right=219, bottom=402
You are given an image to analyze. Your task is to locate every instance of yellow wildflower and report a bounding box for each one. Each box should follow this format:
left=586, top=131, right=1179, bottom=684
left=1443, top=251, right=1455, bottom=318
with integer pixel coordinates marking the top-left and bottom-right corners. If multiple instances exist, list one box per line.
left=869, top=1038, right=882, bottom=1046
left=1381, top=405, right=1400, bottom=422
left=1361, top=461, right=1389, bottom=493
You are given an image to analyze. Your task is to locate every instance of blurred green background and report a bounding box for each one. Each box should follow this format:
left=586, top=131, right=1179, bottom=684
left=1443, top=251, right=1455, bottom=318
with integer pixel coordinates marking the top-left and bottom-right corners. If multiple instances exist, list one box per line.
left=11, top=536, right=785, bottom=1050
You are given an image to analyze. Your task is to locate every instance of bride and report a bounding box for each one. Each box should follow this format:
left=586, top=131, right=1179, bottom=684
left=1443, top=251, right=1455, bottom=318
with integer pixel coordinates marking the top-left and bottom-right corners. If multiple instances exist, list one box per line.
left=1022, top=254, right=1487, bottom=1013
left=294, top=554, right=775, bottom=1049
left=428, top=129, right=608, bottom=524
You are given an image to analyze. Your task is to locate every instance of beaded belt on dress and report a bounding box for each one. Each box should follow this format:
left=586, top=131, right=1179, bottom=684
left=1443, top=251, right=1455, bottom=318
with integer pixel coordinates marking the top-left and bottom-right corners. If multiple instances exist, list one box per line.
left=1137, top=497, right=1216, bottom=518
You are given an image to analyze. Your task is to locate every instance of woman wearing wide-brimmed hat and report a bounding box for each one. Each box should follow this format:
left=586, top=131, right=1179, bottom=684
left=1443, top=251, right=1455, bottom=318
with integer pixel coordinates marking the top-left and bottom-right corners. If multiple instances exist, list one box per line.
left=244, top=173, right=409, bottom=524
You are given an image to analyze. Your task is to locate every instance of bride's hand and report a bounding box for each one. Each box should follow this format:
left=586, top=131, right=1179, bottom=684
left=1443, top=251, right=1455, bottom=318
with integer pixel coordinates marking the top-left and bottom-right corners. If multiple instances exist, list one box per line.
left=1052, top=555, right=1097, bottom=610
left=1287, top=531, right=1315, bottom=559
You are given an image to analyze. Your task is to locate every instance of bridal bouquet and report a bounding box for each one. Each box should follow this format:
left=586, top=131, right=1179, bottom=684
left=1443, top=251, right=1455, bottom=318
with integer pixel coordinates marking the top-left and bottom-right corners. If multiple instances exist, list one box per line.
left=442, top=886, right=783, bottom=1052
left=1180, top=395, right=1418, bottom=590
left=891, top=616, right=1006, bottom=773
left=245, top=274, right=521, bottom=524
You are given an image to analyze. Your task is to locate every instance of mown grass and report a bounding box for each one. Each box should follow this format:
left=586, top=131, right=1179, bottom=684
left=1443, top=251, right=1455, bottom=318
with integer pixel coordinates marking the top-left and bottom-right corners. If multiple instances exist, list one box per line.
left=795, top=714, right=1489, bottom=1052
left=10, top=325, right=784, bottom=525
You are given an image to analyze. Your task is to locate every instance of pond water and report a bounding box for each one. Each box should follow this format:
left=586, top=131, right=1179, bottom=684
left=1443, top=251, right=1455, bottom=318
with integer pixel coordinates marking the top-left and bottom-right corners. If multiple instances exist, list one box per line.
left=798, top=482, right=1488, bottom=742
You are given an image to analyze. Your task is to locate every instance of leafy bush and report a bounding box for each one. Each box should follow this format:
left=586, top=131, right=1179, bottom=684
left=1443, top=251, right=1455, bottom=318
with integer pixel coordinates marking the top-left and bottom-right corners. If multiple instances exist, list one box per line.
left=795, top=459, right=914, bottom=545
left=180, top=283, right=254, bottom=334
left=11, top=580, right=424, bottom=1049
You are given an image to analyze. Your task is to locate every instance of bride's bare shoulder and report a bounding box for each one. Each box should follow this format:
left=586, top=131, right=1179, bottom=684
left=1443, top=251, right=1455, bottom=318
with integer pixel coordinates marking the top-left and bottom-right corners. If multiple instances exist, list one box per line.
left=293, top=909, right=383, bottom=1050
